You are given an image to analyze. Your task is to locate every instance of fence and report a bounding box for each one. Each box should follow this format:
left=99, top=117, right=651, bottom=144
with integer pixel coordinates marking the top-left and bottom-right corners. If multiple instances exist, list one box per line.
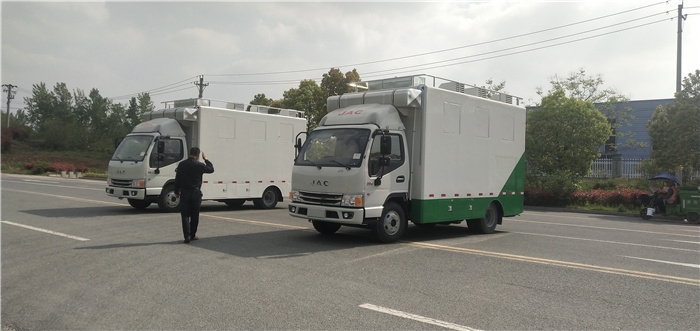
left=587, top=158, right=645, bottom=179
left=587, top=158, right=700, bottom=181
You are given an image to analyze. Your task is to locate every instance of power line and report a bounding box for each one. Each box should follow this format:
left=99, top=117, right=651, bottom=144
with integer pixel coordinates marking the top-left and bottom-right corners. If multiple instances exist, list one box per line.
left=109, top=75, right=199, bottom=100
left=207, top=12, right=673, bottom=86
left=205, top=1, right=669, bottom=78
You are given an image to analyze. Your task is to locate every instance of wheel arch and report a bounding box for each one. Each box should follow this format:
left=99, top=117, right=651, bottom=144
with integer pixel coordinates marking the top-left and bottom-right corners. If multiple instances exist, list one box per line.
left=384, top=193, right=409, bottom=215
left=491, top=199, right=504, bottom=224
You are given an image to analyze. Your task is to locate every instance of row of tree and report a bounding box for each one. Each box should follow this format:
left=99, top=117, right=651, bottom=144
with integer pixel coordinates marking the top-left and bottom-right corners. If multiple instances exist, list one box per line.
left=9, top=83, right=154, bottom=152
left=3, top=67, right=698, bottom=187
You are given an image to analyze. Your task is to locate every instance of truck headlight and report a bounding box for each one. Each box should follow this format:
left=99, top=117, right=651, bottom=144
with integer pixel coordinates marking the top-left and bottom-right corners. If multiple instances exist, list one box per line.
left=134, top=179, right=146, bottom=188
left=341, top=194, right=363, bottom=207
left=290, top=190, right=301, bottom=202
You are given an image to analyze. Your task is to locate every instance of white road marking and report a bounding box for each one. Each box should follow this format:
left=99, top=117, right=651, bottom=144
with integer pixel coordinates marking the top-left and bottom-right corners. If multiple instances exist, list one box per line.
left=3, top=179, right=104, bottom=191
left=360, top=303, right=480, bottom=331
left=621, top=256, right=700, bottom=269
left=2, top=221, right=90, bottom=241
left=21, top=179, right=60, bottom=184
left=513, top=219, right=699, bottom=238
left=514, top=231, right=699, bottom=252
left=667, top=239, right=700, bottom=244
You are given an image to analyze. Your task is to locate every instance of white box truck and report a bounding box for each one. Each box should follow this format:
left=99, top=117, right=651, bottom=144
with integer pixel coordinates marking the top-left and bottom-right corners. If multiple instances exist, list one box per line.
left=106, top=99, right=306, bottom=212
left=288, top=75, right=525, bottom=242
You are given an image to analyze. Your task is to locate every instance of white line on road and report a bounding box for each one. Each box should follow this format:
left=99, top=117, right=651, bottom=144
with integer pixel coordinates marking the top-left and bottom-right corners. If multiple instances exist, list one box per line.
left=3, top=179, right=105, bottom=191
left=1, top=221, right=90, bottom=241
left=359, top=303, right=481, bottom=331
left=667, top=239, right=700, bottom=244
left=514, top=219, right=699, bottom=238
left=621, top=256, right=700, bottom=269
left=514, top=231, right=699, bottom=252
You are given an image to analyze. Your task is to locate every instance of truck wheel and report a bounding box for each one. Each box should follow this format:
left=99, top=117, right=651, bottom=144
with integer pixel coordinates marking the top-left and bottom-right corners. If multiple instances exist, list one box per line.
left=127, top=199, right=151, bottom=210
left=253, top=187, right=278, bottom=209
left=469, top=203, right=499, bottom=234
left=688, top=213, right=700, bottom=224
left=157, top=185, right=181, bottom=212
left=225, top=199, right=246, bottom=208
left=374, top=202, right=407, bottom=243
left=312, top=220, right=341, bottom=235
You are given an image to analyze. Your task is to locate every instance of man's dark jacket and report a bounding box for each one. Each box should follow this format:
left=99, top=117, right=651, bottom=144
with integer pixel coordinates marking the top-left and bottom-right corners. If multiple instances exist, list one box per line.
left=174, top=157, right=214, bottom=194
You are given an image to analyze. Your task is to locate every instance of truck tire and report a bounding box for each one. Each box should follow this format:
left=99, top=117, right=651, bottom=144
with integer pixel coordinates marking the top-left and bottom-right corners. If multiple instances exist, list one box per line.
left=253, top=187, right=278, bottom=209
left=688, top=213, right=699, bottom=224
left=127, top=199, right=151, bottom=210
left=225, top=199, right=246, bottom=208
left=374, top=202, right=407, bottom=243
left=469, top=202, right=499, bottom=234
left=312, top=220, right=341, bottom=235
left=157, top=185, right=181, bottom=212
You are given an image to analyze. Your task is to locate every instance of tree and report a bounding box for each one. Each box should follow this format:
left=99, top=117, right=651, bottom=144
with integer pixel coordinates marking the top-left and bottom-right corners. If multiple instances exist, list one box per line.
left=526, top=89, right=611, bottom=194
left=480, top=78, right=506, bottom=98
left=321, top=67, right=361, bottom=97
left=647, top=70, right=700, bottom=183
left=249, top=93, right=273, bottom=107
left=283, top=79, right=326, bottom=131
left=24, top=82, right=53, bottom=130
left=538, top=68, right=636, bottom=153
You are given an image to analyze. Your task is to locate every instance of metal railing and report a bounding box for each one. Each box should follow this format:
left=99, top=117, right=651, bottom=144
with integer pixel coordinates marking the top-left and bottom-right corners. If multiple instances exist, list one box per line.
left=587, top=158, right=700, bottom=181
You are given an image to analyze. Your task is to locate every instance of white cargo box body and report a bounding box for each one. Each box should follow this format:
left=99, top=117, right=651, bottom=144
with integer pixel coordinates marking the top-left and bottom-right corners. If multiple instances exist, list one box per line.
left=408, top=86, right=526, bottom=222
left=195, top=106, right=306, bottom=200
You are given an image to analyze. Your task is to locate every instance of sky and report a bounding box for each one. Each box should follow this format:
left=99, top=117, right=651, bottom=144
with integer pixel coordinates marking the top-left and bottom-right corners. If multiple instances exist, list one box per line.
left=2, top=0, right=699, bottom=116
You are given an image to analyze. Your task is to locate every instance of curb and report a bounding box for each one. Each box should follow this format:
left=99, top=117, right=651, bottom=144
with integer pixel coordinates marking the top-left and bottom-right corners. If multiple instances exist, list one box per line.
left=523, top=206, right=691, bottom=223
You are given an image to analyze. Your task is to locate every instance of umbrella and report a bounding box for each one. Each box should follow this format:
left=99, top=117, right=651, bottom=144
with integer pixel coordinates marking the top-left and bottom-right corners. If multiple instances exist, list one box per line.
left=650, top=172, right=681, bottom=185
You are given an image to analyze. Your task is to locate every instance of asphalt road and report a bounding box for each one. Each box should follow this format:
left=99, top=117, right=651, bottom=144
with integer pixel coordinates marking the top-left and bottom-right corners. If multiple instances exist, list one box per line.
left=2, top=173, right=699, bottom=330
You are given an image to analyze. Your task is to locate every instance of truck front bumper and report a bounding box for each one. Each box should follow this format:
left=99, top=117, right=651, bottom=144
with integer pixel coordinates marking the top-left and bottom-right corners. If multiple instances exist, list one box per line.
left=105, top=186, right=147, bottom=200
left=288, top=202, right=365, bottom=225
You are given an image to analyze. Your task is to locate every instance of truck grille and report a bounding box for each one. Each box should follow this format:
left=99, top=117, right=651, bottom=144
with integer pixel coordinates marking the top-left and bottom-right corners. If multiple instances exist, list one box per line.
left=299, top=191, right=342, bottom=206
left=110, top=178, right=132, bottom=187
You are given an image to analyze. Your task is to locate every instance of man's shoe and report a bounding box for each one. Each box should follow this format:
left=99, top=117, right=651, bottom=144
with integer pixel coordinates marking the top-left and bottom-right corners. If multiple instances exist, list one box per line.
left=191, top=236, right=199, bottom=241
left=184, top=238, right=191, bottom=244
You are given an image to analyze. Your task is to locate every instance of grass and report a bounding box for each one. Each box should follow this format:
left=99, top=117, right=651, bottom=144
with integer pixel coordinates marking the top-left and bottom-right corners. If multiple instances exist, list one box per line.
left=1, top=141, right=111, bottom=177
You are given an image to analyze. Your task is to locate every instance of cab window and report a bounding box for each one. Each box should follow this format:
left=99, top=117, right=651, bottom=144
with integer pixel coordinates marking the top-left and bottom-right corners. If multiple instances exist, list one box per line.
left=368, top=134, right=404, bottom=177
left=150, top=139, right=183, bottom=168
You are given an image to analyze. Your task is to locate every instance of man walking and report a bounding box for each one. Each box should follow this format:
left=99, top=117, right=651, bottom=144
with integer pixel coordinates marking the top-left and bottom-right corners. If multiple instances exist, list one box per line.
left=175, top=147, right=214, bottom=243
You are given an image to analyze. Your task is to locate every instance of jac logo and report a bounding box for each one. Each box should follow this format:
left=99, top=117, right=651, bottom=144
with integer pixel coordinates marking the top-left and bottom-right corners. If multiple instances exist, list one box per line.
left=311, top=180, right=329, bottom=186
left=338, top=110, right=363, bottom=116
left=115, top=170, right=126, bottom=174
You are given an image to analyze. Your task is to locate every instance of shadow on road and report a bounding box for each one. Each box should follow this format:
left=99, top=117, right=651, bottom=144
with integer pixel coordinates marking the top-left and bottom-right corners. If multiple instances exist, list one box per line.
left=19, top=202, right=264, bottom=219
left=74, top=222, right=492, bottom=258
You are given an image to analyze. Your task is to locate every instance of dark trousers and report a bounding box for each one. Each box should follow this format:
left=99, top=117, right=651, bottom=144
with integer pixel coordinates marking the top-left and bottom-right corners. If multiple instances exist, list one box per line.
left=180, top=188, right=202, bottom=239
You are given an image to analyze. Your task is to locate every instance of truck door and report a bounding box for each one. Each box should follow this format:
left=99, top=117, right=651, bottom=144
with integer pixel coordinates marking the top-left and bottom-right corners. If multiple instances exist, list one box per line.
left=365, top=133, right=409, bottom=210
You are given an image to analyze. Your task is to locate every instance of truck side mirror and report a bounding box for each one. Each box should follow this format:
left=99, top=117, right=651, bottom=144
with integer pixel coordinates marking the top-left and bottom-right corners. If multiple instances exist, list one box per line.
left=157, top=140, right=165, bottom=154
left=295, top=138, right=303, bottom=155
left=380, top=135, right=392, bottom=155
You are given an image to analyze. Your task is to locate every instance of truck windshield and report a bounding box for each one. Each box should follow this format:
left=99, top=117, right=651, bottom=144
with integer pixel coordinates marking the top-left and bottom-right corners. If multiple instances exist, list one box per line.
left=111, top=135, right=154, bottom=162
left=295, top=128, right=370, bottom=168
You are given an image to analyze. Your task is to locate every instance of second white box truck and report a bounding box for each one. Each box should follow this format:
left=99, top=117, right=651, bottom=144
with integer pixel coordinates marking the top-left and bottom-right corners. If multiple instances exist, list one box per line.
left=106, top=99, right=306, bottom=212
left=288, top=75, right=525, bottom=242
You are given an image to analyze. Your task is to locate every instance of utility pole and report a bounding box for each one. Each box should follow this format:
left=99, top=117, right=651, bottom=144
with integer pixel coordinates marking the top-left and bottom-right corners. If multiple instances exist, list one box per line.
left=676, top=2, right=687, bottom=93
left=2, top=84, right=17, bottom=128
left=193, top=75, right=209, bottom=98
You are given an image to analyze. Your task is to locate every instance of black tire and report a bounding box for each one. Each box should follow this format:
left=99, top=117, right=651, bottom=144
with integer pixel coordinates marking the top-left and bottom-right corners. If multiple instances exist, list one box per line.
left=687, top=213, right=700, bottom=224
left=253, top=187, right=278, bottom=209
left=127, top=199, right=151, bottom=210
left=312, top=220, right=342, bottom=235
left=157, top=185, right=181, bottom=212
left=640, top=208, right=652, bottom=220
left=224, top=199, right=246, bottom=208
left=469, top=203, right=500, bottom=234
left=374, top=202, right=407, bottom=243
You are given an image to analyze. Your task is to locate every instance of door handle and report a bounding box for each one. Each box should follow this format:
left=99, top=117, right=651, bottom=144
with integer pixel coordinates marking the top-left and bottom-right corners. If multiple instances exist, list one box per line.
left=396, top=176, right=405, bottom=183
